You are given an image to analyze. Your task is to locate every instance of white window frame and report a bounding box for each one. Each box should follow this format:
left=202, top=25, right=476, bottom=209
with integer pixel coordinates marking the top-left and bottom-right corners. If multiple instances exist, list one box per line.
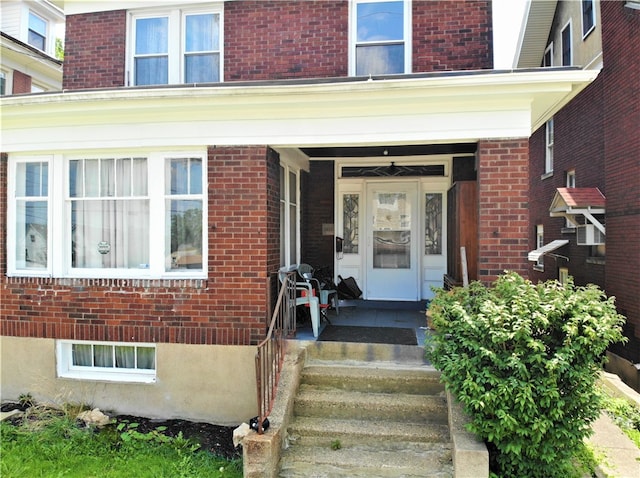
left=56, top=340, right=156, bottom=383
left=561, top=20, right=572, bottom=66
left=7, top=151, right=207, bottom=279
left=128, top=5, right=223, bottom=86
left=27, top=10, right=48, bottom=52
left=581, top=0, right=596, bottom=39
left=280, top=161, right=301, bottom=268
left=535, top=225, right=544, bottom=270
left=545, top=118, right=554, bottom=174
left=559, top=267, right=569, bottom=285
left=349, top=0, right=412, bottom=76
left=565, top=170, right=576, bottom=228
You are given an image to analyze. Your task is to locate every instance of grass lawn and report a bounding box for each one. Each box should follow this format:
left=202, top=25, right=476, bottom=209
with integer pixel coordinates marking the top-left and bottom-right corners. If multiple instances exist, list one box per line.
left=0, top=407, right=242, bottom=478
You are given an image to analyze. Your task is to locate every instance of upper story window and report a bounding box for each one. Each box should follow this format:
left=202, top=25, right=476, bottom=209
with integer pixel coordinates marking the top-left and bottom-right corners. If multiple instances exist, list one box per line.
left=561, top=21, right=572, bottom=66
left=543, top=43, right=553, bottom=67
left=28, top=11, right=48, bottom=51
left=565, top=170, right=576, bottom=228
left=582, top=0, right=596, bottom=38
left=130, top=7, right=222, bottom=86
left=8, top=152, right=207, bottom=279
left=545, top=118, right=554, bottom=174
left=351, top=0, right=411, bottom=76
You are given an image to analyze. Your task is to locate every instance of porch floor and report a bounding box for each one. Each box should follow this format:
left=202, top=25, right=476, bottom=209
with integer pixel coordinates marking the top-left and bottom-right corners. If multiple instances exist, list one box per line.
left=293, top=300, right=430, bottom=346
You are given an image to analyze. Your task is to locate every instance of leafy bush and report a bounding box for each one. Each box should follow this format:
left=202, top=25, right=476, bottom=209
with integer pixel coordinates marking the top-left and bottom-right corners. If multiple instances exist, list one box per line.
left=427, top=272, right=626, bottom=477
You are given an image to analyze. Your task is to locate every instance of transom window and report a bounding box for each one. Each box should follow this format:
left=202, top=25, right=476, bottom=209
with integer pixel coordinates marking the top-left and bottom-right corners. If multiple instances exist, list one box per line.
left=57, top=340, right=156, bottom=383
left=28, top=11, right=47, bottom=51
left=131, top=7, right=222, bottom=86
left=351, top=0, right=411, bottom=76
left=7, top=152, right=206, bottom=279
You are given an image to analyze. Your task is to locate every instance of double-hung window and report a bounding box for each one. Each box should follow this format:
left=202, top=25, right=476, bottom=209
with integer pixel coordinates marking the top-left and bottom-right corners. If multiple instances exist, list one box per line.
left=582, top=0, right=596, bottom=38
left=28, top=11, right=47, bottom=51
left=545, top=118, right=554, bottom=174
left=351, top=0, right=411, bottom=76
left=131, top=7, right=222, bottom=86
left=561, top=22, right=572, bottom=66
left=280, top=163, right=300, bottom=267
left=7, top=152, right=206, bottom=279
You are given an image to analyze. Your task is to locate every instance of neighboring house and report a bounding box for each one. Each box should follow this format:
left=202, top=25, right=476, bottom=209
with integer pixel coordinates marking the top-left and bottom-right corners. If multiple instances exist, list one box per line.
left=1, top=0, right=63, bottom=95
left=1, top=0, right=597, bottom=424
left=517, top=0, right=640, bottom=391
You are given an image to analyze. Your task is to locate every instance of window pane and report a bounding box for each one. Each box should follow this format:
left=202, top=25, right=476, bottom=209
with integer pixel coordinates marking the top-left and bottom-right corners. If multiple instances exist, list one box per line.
left=84, top=159, right=100, bottom=197
left=168, top=158, right=189, bottom=195
left=185, top=53, right=219, bottom=83
left=94, top=345, right=113, bottom=367
left=185, top=14, right=219, bottom=52
left=16, top=201, right=48, bottom=269
left=135, top=17, right=168, bottom=54
left=424, top=193, right=442, bottom=255
left=115, top=346, right=135, bottom=368
left=289, top=171, right=297, bottom=204
left=289, top=204, right=297, bottom=264
left=117, top=158, right=132, bottom=196
left=167, top=199, right=203, bottom=270
left=356, top=44, right=404, bottom=75
left=72, top=344, right=92, bottom=366
left=373, top=231, right=410, bottom=268
left=135, top=57, right=168, bottom=86
left=100, top=159, right=115, bottom=197
left=17, top=162, right=47, bottom=197
left=137, top=347, right=155, bottom=369
left=69, top=160, right=83, bottom=197
left=28, top=13, right=47, bottom=50
left=189, top=158, right=202, bottom=194
left=72, top=200, right=150, bottom=268
left=132, top=158, right=148, bottom=196
left=343, top=194, right=359, bottom=254
left=357, top=2, right=404, bottom=42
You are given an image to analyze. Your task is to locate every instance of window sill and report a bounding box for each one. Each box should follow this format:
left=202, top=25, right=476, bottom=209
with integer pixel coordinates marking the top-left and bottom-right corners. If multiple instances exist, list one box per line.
left=540, top=171, right=554, bottom=180
left=533, top=265, right=544, bottom=272
left=586, top=257, right=605, bottom=265
left=59, top=371, right=156, bottom=383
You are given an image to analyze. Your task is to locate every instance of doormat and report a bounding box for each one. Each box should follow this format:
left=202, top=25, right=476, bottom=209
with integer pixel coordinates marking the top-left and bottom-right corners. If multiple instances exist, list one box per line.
left=318, top=325, right=417, bottom=346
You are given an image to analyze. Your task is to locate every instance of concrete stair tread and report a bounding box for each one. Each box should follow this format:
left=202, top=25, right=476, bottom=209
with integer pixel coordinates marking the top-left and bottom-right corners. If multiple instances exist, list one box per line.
left=279, top=442, right=453, bottom=478
left=287, top=416, right=450, bottom=444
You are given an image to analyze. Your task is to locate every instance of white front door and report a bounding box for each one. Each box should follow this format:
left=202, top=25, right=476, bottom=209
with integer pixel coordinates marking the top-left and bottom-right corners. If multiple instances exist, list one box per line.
left=366, top=182, right=419, bottom=300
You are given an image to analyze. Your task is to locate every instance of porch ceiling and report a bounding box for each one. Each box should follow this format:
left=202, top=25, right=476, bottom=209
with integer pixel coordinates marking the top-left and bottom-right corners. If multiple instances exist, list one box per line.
left=1, top=68, right=599, bottom=153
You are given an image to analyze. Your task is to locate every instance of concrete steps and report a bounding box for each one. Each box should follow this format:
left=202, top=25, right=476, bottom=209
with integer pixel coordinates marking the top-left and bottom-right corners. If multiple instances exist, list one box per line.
left=278, top=345, right=454, bottom=477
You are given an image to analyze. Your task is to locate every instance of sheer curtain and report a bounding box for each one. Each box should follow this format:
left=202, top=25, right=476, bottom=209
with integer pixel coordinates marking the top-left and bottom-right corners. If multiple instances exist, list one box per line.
left=71, top=158, right=149, bottom=269
left=135, top=17, right=169, bottom=85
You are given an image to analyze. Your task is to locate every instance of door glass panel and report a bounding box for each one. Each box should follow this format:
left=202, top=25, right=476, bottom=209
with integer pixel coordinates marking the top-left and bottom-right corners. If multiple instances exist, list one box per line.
left=372, top=192, right=410, bottom=269
left=424, top=193, right=442, bottom=255
left=342, top=193, right=359, bottom=254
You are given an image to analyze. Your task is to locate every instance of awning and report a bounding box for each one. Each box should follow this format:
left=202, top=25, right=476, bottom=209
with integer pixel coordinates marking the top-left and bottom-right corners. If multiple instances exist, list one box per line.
left=528, top=239, right=569, bottom=262
left=549, top=188, right=606, bottom=233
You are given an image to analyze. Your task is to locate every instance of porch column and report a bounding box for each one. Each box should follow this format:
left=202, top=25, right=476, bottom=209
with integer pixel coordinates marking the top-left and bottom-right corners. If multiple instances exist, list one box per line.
left=476, top=139, right=530, bottom=284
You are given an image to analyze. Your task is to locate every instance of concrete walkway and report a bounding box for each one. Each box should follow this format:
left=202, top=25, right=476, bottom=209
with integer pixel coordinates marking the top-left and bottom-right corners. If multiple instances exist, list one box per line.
left=588, top=372, right=640, bottom=478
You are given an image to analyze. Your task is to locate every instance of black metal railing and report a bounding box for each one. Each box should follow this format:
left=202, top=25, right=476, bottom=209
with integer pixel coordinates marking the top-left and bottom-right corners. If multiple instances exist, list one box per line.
left=254, top=270, right=296, bottom=434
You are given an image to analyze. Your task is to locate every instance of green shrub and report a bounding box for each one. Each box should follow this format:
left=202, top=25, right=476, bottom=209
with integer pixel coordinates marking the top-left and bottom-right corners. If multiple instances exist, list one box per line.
left=426, top=272, right=626, bottom=477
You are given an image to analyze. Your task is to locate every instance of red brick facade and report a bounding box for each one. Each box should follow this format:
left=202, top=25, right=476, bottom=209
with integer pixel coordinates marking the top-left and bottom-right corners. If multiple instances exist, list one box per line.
left=11, top=70, right=32, bottom=94
left=527, top=2, right=640, bottom=364
left=62, top=1, right=493, bottom=90
left=477, top=139, right=530, bottom=283
left=1, top=147, right=279, bottom=346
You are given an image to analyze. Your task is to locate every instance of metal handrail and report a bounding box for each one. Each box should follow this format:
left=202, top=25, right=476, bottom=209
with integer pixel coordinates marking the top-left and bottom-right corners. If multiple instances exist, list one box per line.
left=254, top=270, right=296, bottom=434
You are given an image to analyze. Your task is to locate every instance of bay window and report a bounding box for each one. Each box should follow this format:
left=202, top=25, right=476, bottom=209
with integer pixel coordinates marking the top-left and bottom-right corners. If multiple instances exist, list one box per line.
left=7, top=152, right=206, bottom=279
left=131, top=7, right=222, bottom=86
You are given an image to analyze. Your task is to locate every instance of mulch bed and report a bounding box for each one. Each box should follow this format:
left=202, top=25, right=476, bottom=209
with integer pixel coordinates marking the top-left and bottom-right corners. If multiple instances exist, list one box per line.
left=1, top=403, right=241, bottom=460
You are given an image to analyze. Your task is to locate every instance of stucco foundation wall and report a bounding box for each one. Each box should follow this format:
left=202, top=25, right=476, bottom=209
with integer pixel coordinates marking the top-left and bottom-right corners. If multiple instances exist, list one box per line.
left=0, top=336, right=257, bottom=426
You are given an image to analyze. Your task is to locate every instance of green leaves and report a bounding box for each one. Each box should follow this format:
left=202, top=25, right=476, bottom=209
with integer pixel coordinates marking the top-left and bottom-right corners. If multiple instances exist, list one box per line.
left=427, top=272, right=626, bottom=477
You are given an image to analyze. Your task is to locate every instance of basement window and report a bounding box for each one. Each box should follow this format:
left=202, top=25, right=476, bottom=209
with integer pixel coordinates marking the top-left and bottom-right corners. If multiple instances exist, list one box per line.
left=57, top=340, right=156, bottom=383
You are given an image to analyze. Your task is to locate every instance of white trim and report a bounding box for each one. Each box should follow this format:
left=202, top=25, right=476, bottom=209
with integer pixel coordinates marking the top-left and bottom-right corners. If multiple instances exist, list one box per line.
left=543, top=42, right=554, bottom=67
left=581, top=0, right=597, bottom=39
left=349, top=0, right=412, bottom=76
left=561, top=20, right=573, bottom=66
left=7, top=149, right=207, bottom=280
left=56, top=340, right=156, bottom=383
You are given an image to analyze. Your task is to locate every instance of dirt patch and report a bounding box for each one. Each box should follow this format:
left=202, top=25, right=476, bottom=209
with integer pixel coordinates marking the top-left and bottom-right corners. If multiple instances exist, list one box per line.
left=1, top=403, right=241, bottom=461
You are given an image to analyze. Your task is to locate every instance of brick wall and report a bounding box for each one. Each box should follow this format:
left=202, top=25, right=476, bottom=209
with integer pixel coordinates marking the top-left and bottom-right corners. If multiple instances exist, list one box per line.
left=477, top=139, right=530, bottom=283
left=412, top=0, right=493, bottom=71
left=0, top=147, right=274, bottom=346
left=11, top=70, right=31, bottom=94
left=602, top=1, right=640, bottom=360
left=61, top=1, right=493, bottom=90
left=528, top=78, right=605, bottom=286
left=63, top=10, right=127, bottom=90
left=224, top=1, right=349, bottom=81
